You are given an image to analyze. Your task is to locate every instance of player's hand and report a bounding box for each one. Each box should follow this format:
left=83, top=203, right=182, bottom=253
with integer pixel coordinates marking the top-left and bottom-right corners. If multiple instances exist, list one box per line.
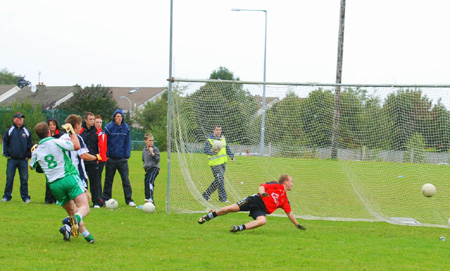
left=61, top=123, right=75, bottom=135
left=297, top=224, right=307, bottom=230
left=261, top=192, right=269, bottom=197
left=96, top=154, right=102, bottom=161
left=31, top=144, right=38, bottom=154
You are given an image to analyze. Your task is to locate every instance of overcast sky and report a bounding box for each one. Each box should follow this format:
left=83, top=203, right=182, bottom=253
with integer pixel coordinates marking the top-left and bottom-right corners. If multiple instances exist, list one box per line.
left=1, top=0, right=450, bottom=88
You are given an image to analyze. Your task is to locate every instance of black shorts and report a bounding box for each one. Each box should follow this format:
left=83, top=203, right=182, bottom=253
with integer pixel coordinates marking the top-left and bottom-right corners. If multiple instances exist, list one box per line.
left=236, top=194, right=267, bottom=220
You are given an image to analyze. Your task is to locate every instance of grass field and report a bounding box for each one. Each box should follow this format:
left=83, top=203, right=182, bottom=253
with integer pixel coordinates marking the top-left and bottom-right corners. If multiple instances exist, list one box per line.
left=1, top=150, right=450, bottom=270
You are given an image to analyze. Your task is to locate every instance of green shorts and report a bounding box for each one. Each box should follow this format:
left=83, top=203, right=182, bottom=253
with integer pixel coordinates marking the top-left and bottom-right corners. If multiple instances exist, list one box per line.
left=49, top=174, right=85, bottom=206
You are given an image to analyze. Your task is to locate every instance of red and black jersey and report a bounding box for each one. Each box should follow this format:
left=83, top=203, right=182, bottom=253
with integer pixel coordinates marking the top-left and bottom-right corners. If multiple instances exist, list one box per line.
left=260, top=181, right=291, bottom=214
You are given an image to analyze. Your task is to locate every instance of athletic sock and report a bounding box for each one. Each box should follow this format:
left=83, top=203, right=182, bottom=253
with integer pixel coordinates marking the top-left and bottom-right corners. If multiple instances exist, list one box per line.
left=81, top=230, right=90, bottom=238
left=74, top=213, right=82, bottom=223
left=207, top=211, right=217, bottom=220
left=239, top=225, right=246, bottom=231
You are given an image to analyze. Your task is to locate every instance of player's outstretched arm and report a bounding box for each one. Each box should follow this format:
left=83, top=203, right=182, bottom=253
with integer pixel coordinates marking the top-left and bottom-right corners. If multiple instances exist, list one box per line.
left=287, top=211, right=306, bottom=230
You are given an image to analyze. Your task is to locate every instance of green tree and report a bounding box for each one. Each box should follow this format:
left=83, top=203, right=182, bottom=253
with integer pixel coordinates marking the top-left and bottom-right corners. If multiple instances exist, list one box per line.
left=299, top=88, right=335, bottom=147
left=383, top=89, right=432, bottom=150
left=186, top=68, right=258, bottom=145
left=0, top=68, right=30, bottom=87
left=133, top=90, right=169, bottom=150
left=1, top=98, right=46, bottom=143
left=264, top=91, right=309, bottom=157
left=58, top=84, right=118, bottom=119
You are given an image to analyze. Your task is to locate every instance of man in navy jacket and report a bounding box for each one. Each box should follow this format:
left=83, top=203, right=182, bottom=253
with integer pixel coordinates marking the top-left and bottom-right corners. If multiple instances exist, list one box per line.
left=2, top=112, right=33, bottom=203
left=103, top=109, right=135, bottom=207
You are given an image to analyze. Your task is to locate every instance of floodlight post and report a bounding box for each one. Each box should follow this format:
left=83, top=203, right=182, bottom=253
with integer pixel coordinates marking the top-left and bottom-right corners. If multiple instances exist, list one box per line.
left=120, top=96, right=132, bottom=118
left=232, top=8, right=267, bottom=156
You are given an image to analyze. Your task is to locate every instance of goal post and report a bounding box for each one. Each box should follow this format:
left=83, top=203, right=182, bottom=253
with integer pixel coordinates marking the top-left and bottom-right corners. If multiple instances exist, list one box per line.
left=168, top=78, right=450, bottom=227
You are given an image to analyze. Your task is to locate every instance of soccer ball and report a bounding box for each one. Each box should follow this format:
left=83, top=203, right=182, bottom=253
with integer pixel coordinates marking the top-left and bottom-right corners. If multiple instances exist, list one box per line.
left=143, top=202, right=156, bottom=213
left=212, top=140, right=223, bottom=152
left=105, top=199, right=119, bottom=210
left=422, top=183, right=436, bottom=197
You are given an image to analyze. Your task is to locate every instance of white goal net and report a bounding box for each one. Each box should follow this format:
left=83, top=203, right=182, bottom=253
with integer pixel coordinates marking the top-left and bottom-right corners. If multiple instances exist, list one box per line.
left=168, top=79, right=450, bottom=228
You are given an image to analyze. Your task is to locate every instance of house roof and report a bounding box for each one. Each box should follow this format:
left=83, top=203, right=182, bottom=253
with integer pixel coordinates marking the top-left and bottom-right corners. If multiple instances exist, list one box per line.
left=110, top=87, right=167, bottom=113
left=0, top=85, right=80, bottom=109
left=0, top=85, right=167, bottom=110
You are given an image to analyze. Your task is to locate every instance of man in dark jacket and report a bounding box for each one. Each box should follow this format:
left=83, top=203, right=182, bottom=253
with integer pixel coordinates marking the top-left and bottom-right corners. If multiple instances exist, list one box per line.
left=79, top=112, right=103, bottom=208
left=103, top=109, right=135, bottom=207
left=2, top=112, right=33, bottom=203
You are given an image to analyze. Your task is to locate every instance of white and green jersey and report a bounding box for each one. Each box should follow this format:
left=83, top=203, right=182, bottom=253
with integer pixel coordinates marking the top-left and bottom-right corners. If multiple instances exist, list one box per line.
left=30, top=136, right=79, bottom=183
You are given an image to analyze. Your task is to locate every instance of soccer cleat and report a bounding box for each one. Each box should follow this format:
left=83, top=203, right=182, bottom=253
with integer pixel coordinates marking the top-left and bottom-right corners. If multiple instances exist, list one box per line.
left=84, top=234, right=95, bottom=244
left=93, top=205, right=100, bottom=209
left=128, top=201, right=136, bottom=207
left=62, top=216, right=70, bottom=226
left=68, top=216, right=79, bottom=238
left=198, top=214, right=210, bottom=224
left=230, top=225, right=240, bottom=233
left=59, top=225, right=72, bottom=241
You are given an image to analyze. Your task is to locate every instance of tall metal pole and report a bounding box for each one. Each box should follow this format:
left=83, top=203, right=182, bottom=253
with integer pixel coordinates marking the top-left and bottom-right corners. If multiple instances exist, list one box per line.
left=331, top=0, right=346, bottom=160
left=231, top=8, right=267, bottom=156
left=166, top=0, right=174, bottom=213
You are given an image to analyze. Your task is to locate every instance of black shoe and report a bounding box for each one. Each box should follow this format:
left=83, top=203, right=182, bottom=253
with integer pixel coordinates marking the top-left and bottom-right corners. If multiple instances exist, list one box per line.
left=198, top=215, right=210, bottom=224
left=230, top=225, right=240, bottom=233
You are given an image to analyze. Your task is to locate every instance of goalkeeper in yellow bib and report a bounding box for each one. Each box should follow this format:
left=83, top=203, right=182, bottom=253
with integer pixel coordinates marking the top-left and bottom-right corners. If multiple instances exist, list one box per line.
left=29, top=122, right=94, bottom=243
left=202, top=125, right=235, bottom=202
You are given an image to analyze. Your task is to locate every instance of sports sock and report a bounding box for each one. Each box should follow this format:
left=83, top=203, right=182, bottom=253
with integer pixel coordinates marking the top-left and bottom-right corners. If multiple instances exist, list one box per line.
left=74, top=213, right=82, bottom=223
left=207, top=211, right=217, bottom=220
left=239, top=225, right=246, bottom=231
left=81, top=230, right=91, bottom=238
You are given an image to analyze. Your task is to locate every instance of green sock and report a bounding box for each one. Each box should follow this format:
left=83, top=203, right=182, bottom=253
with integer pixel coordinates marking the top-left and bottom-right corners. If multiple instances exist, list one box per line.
left=74, top=213, right=82, bottom=223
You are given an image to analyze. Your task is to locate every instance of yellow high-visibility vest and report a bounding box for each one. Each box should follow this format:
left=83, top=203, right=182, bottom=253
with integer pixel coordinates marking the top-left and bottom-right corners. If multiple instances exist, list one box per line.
left=207, top=137, right=227, bottom=166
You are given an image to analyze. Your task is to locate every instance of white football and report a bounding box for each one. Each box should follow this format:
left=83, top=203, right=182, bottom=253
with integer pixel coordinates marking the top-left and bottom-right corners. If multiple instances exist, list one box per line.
left=105, top=199, right=119, bottom=210
left=422, top=183, right=436, bottom=197
left=212, top=140, right=223, bottom=152
left=143, top=202, right=156, bottom=213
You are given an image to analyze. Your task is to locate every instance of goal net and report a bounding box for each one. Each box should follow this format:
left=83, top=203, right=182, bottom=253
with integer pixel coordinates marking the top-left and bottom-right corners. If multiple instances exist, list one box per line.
left=168, top=79, right=450, bottom=228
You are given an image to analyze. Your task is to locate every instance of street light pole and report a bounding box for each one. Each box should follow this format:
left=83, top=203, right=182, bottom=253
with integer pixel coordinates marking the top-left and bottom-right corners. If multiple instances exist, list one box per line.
left=120, top=96, right=132, bottom=119
left=232, top=8, right=267, bottom=156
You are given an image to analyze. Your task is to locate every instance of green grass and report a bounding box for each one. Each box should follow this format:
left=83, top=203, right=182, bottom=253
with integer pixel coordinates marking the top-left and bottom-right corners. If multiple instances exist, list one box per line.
left=1, top=151, right=450, bottom=270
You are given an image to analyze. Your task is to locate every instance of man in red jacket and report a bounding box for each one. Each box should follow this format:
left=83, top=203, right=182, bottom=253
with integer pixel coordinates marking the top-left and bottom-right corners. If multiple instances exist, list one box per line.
left=198, top=174, right=307, bottom=232
left=95, top=115, right=107, bottom=181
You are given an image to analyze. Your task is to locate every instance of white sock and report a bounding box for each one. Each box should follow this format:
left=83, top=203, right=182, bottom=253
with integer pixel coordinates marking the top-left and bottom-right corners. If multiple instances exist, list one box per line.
left=81, top=230, right=90, bottom=238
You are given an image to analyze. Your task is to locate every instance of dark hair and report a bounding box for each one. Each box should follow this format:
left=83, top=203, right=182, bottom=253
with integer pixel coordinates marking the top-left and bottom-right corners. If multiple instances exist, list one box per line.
left=84, top=112, right=94, bottom=120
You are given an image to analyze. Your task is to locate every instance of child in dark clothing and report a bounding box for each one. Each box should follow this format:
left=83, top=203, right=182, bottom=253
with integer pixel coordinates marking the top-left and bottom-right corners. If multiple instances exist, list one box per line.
left=142, top=133, right=160, bottom=205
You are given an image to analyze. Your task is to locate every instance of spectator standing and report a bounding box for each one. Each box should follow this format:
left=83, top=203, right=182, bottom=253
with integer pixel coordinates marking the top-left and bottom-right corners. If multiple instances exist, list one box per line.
left=103, top=109, right=136, bottom=207
left=142, top=133, right=160, bottom=204
left=95, top=115, right=107, bottom=182
left=2, top=112, right=33, bottom=203
left=79, top=112, right=103, bottom=208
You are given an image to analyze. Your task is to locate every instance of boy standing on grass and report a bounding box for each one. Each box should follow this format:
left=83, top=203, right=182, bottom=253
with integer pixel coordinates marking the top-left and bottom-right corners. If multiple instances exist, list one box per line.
left=198, top=174, right=307, bottom=233
left=142, top=133, right=160, bottom=205
left=29, top=121, right=95, bottom=244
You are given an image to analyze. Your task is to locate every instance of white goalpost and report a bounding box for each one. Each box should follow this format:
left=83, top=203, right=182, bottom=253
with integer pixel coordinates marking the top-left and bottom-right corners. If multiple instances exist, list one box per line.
left=167, top=78, right=450, bottom=228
